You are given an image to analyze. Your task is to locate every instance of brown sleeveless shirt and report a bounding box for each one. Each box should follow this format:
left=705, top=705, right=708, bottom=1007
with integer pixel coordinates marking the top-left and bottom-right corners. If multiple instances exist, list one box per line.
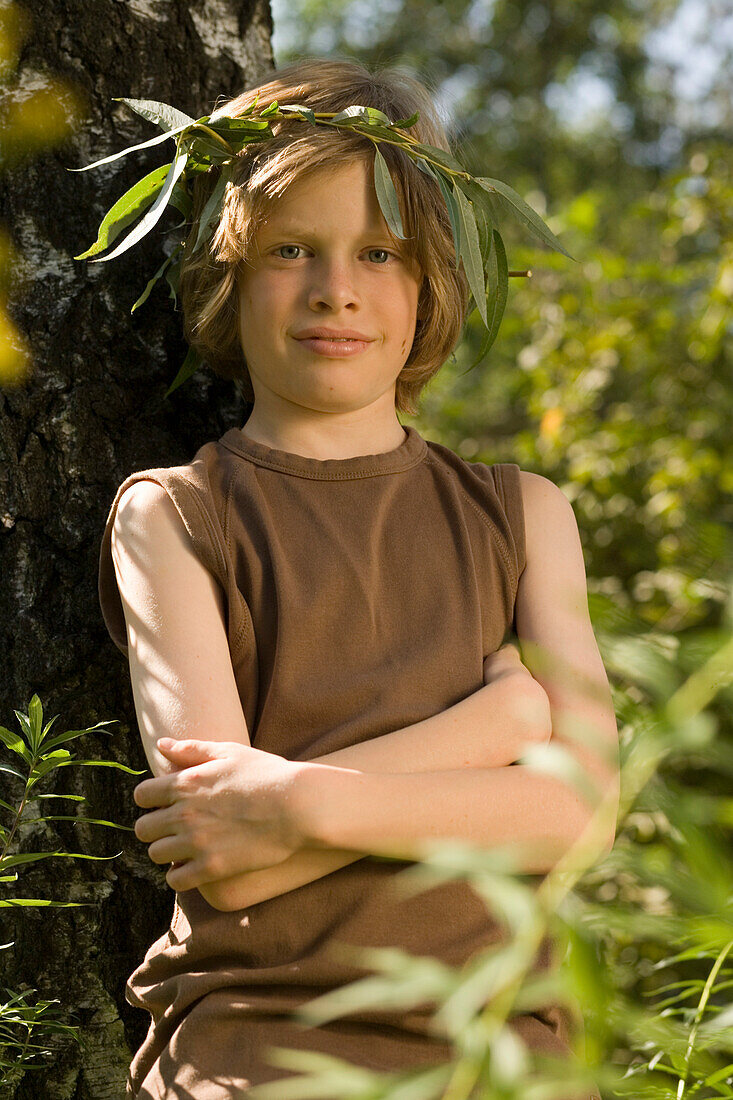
left=98, top=424, right=595, bottom=1099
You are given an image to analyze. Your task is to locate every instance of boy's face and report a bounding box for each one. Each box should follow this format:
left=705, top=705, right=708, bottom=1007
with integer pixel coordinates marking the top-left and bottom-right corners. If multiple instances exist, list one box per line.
left=236, top=157, right=423, bottom=418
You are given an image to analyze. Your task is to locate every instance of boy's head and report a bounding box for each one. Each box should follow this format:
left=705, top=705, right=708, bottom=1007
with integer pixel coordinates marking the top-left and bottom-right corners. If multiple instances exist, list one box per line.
left=179, top=57, right=470, bottom=417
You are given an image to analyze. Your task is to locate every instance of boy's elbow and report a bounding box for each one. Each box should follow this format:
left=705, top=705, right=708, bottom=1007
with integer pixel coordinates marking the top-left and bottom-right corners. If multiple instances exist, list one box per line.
left=510, top=675, right=553, bottom=745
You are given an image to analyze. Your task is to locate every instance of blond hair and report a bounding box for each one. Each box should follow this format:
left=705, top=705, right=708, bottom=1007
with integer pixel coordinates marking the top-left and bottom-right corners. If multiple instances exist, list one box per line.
left=179, top=57, right=470, bottom=416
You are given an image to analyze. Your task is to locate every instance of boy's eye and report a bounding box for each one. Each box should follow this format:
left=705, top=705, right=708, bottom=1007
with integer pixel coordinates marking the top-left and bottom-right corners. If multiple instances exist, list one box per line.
left=273, top=245, right=395, bottom=263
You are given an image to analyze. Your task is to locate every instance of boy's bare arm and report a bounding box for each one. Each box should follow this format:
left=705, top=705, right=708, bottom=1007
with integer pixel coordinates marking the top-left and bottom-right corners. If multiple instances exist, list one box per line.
left=209, top=653, right=551, bottom=911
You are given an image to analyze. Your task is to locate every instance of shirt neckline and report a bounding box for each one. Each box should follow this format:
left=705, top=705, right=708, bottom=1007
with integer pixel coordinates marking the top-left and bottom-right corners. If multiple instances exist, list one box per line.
left=218, top=423, right=428, bottom=480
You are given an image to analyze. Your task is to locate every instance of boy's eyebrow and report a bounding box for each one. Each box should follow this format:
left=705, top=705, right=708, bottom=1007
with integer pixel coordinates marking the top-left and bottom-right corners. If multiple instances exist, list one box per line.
left=258, top=223, right=400, bottom=243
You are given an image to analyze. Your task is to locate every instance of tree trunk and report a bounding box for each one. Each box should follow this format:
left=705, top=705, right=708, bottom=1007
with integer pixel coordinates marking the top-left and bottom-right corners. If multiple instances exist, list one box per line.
left=0, top=3, right=273, bottom=1095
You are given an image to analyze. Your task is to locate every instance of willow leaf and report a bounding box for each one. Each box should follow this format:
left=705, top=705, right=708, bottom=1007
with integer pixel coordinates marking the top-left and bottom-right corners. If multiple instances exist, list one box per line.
left=112, top=97, right=196, bottom=132
left=332, top=105, right=392, bottom=126
left=407, top=141, right=466, bottom=175
left=391, top=111, right=420, bottom=129
left=373, top=147, right=406, bottom=240
left=461, top=228, right=509, bottom=374
left=130, top=250, right=176, bottom=314
left=459, top=176, right=501, bottom=235
left=435, top=172, right=461, bottom=271
left=453, top=185, right=487, bottom=326
left=278, top=104, right=317, bottom=125
left=350, top=121, right=411, bottom=146
left=88, top=145, right=189, bottom=264
left=73, top=163, right=169, bottom=260
left=486, top=228, right=509, bottom=351
left=192, top=168, right=228, bottom=255
left=182, top=130, right=234, bottom=163
left=165, top=344, right=203, bottom=398
left=169, top=178, right=192, bottom=220
left=476, top=177, right=576, bottom=261
left=166, top=260, right=180, bottom=308
left=208, top=117, right=273, bottom=138
left=414, top=158, right=438, bottom=179
left=67, top=120, right=192, bottom=173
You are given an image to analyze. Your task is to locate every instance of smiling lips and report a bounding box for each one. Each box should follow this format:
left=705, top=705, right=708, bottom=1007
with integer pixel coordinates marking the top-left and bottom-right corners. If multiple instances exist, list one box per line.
left=293, top=328, right=374, bottom=357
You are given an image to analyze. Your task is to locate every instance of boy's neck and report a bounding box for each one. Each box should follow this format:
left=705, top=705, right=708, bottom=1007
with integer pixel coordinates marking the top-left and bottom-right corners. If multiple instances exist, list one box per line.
left=239, top=412, right=409, bottom=462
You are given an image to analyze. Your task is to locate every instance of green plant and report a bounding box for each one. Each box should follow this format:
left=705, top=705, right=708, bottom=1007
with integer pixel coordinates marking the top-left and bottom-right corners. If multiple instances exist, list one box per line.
left=0, top=694, right=145, bottom=1089
left=239, top=608, right=733, bottom=1100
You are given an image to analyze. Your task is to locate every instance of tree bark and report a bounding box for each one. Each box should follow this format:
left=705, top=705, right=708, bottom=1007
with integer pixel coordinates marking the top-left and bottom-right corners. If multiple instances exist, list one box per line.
left=0, top=2, right=273, bottom=1095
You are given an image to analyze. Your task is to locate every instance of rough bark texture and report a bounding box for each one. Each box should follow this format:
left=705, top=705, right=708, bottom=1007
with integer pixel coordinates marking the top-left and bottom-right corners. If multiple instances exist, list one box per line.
left=0, top=3, right=273, bottom=1095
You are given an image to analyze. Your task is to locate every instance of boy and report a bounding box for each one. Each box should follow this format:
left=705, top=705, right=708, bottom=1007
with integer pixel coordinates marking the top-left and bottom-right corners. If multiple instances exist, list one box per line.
left=99, top=56, right=617, bottom=1100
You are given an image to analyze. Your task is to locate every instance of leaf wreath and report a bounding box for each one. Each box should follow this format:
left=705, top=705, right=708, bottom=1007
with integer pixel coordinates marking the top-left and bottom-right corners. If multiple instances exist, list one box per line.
left=69, top=98, right=576, bottom=397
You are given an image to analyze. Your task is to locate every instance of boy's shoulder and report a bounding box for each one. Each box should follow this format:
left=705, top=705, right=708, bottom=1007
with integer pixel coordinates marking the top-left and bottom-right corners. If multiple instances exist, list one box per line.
left=422, top=434, right=522, bottom=484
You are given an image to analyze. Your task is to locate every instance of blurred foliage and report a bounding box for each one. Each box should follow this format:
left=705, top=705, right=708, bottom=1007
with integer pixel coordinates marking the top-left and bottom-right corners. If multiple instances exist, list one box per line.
left=418, top=142, right=732, bottom=636
left=0, top=0, right=86, bottom=386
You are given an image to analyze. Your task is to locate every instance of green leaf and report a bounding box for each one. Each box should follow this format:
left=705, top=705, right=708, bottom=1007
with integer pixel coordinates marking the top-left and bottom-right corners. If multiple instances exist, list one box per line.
left=191, top=167, right=229, bottom=256
left=0, top=850, right=123, bottom=871
left=487, top=229, right=509, bottom=348
left=67, top=119, right=193, bottom=173
left=259, top=99, right=280, bottom=117
left=348, top=121, right=411, bottom=147
left=0, top=725, right=30, bottom=761
left=112, top=97, right=196, bottom=132
left=208, top=117, right=272, bottom=138
left=476, top=177, right=577, bottom=261
left=131, top=249, right=178, bottom=314
left=453, top=184, right=487, bottom=326
left=460, top=228, right=509, bottom=374
left=166, top=260, right=180, bottom=308
left=182, top=131, right=233, bottom=163
left=88, top=144, right=189, bottom=264
left=0, top=762, right=26, bottom=782
left=435, top=172, right=461, bottom=271
left=73, top=162, right=169, bottom=260
left=165, top=344, right=204, bottom=398
left=19, top=815, right=134, bottom=830
left=169, top=177, right=193, bottom=220
left=0, top=899, right=96, bottom=908
left=407, top=141, right=467, bottom=175
left=40, top=718, right=118, bottom=754
left=278, top=104, right=317, bottom=125
left=413, top=157, right=438, bottom=180
left=331, top=104, right=393, bottom=126
left=391, top=111, right=420, bottom=129
left=373, top=146, right=406, bottom=240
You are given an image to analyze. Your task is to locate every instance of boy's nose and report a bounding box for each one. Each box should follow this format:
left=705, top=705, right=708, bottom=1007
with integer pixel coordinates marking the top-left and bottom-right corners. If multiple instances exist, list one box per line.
left=307, top=260, right=360, bottom=312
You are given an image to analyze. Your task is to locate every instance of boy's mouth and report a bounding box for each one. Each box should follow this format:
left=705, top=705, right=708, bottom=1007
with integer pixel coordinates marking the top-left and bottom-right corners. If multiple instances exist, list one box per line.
left=293, top=328, right=375, bottom=357
left=295, top=336, right=372, bottom=357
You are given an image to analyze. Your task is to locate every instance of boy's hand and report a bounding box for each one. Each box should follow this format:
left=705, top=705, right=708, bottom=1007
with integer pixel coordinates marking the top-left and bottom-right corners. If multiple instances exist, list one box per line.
left=483, top=641, right=532, bottom=684
left=132, top=739, right=311, bottom=892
